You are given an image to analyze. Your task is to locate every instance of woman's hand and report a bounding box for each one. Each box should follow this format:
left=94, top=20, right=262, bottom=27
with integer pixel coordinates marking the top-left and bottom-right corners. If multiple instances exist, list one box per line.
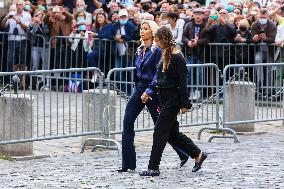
left=141, top=92, right=151, bottom=104
left=180, top=108, right=188, bottom=114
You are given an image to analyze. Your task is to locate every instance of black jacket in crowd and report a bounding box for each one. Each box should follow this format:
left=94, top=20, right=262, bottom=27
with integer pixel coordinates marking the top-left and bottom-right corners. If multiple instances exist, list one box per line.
left=182, top=19, right=210, bottom=60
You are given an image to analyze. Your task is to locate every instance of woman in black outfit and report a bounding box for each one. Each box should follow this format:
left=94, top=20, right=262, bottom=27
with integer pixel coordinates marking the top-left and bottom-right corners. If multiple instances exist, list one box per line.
left=140, top=26, right=208, bottom=177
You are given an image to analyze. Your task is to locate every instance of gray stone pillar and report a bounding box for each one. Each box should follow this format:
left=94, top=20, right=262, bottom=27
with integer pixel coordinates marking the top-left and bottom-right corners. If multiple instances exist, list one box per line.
left=225, top=81, right=255, bottom=132
left=0, top=94, right=33, bottom=156
left=81, top=89, right=116, bottom=146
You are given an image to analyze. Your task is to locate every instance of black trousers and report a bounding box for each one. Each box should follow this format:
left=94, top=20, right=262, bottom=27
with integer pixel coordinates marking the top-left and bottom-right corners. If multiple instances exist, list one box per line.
left=122, top=82, right=188, bottom=170
left=148, top=89, right=201, bottom=170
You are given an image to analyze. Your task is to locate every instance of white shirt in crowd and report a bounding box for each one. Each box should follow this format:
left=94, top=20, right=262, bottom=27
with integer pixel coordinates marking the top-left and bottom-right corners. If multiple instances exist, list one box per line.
left=167, top=19, right=185, bottom=45
left=6, top=11, right=31, bottom=41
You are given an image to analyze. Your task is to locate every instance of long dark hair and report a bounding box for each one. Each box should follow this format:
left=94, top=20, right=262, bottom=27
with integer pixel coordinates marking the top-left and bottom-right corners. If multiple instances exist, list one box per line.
left=154, top=26, right=179, bottom=72
left=93, top=11, right=108, bottom=31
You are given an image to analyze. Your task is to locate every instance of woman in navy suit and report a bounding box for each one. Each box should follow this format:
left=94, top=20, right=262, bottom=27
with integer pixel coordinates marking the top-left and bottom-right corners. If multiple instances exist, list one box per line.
left=117, top=20, right=189, bottom=172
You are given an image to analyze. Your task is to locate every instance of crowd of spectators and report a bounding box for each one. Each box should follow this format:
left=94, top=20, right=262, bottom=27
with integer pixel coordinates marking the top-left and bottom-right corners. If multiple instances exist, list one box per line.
left=0, top=0, right=284, bottom=95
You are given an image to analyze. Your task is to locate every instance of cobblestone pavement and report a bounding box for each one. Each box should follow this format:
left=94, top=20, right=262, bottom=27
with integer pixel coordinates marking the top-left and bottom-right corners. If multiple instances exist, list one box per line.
left=0, top=121, right=283, bottom=189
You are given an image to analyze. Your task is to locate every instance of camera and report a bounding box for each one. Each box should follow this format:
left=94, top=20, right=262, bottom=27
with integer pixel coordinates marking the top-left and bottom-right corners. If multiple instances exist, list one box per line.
left=13, top=28, right=18, bottom=35
left=258, top=28, right=265, bottom=34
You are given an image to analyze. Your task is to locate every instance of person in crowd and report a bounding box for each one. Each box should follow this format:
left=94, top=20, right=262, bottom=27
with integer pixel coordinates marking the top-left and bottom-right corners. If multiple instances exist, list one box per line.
left=30, top=9, right=50, bottom=71
left=275, top=22, right=284, bottom=92
left=44, top=5, right=73, bottom=69
left=87, top=11, right=113, bottom=73
left=117, top=20, right=189, bottom=173
left=233, top=15, right=244, bottom=29
left=110, top=11, right=119, bottom=23
left=68, top=24, right=89, bottom=68
left=44, top=5, right=73, bottom=90
left=233, top=8, right=242, bottom=16
left=205, top=9, right=236, bottom=71
left=140, top=0, right=153, bottom=14
left=108, top=9, right=137, bottom=94
left=73, top=0, right=92, bottom=29
left=73, top=10, right=89, bottom=32
left=109, top=9, right=137, bottom=68
left=160, top=2, right=170, bottom=13
left=1, top=0, right=31, bottom=72
left=108, top=1, right=121, bottom=13
left=159, top=12, right=168, bottom=26
left=0, top=4, right=16, bottom=73
left=169, top=4, right=185, bottom=28
left=166, top=12, right=183, bottom=45
left=140, top=26, right=207, bottom=177
left=153, top=11, right=161, bottom=25
left=234, top=2, right=243, bottom=10
left=24, top=0, right=34, bottom=14
left=251, top=8, right=277, bottom=94
left=182, top=8, right=209, bottom=100
left=234, top=19, right=252, bottom=65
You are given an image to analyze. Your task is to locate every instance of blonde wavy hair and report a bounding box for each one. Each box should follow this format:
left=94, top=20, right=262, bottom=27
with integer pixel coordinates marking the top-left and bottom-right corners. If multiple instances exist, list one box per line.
left=139, top=20, right=159, bottom=48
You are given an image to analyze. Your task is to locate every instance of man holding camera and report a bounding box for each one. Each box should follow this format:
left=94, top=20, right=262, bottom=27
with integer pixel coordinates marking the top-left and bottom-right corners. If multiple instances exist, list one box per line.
left=182, top=8, right=209, bottom=100
left=1, top=0, right=31, bottom=72
left=251, top=8, right=276, bottom=94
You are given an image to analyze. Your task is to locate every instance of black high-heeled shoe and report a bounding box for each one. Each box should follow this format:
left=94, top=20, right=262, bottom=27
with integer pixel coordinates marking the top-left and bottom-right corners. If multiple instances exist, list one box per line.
left=192, top=152, right=208, bottom=172
left=139, top=169, right=160, bottom=176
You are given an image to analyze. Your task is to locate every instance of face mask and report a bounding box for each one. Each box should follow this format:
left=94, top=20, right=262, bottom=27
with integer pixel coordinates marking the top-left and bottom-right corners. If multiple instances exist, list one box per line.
left=259, top=18, right=267, bottom=25
left=183, top=3, right=189, bottom=9
left=24, top=5, right=31, bottom=11
left=79, top=25, right=86, bottom=31
left=179, top=13, right=187, bottom=19
left=77, top=7, right=84, bottom=12
left=119, top=19, right=128, bottom=25
left=142, top=4, right=150, bottom=11
left=93, top=16, right=96, bottom=21
left=161, top=20, right=168, bottom=25
left=77, top=16, right=85, bottom=22
left=243, top=8, right=249, bottom=15
left=226, top=5, right=234, bottom=13
left=239, top=26, right=247, bottom=31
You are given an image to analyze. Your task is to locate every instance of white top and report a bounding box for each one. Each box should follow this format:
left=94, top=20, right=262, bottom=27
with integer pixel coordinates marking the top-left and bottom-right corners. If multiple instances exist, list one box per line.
left=167, top=21, right=184, bottom=45
left=274, top=24, right=284, bottom=61
left=6, top=11, right=31, bottom=41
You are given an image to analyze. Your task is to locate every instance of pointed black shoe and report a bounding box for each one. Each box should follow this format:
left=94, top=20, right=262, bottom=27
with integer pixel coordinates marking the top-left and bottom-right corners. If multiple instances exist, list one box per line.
left=180, top=158, right=188, bottom=168
left=139, top=169, right=160, bottom=176
left=192, top=152, right=208, bottom=172
left=117, top=168, right=135, bottom=173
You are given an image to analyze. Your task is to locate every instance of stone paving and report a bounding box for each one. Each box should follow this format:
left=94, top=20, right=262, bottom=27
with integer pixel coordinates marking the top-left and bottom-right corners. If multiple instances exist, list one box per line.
left=0, top=120, right=284, bottom=189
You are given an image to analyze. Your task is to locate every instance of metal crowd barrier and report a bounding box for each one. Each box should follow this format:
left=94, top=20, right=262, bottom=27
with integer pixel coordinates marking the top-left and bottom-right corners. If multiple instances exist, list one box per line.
left=103, top=64, right=231, bottom=142
left=183, top=43, right=282, bottom=72
left=0, top=32, right=47, bottom=73
left=0, top=67, right=111, bottom=145
left=48, top=36, right=139, bottom=76
left=222, top=63, right=284, bottom=126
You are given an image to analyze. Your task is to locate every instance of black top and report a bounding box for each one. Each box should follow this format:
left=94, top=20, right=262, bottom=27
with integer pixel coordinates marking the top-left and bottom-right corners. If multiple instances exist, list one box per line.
left=157, top=52, right=191, bottom=109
